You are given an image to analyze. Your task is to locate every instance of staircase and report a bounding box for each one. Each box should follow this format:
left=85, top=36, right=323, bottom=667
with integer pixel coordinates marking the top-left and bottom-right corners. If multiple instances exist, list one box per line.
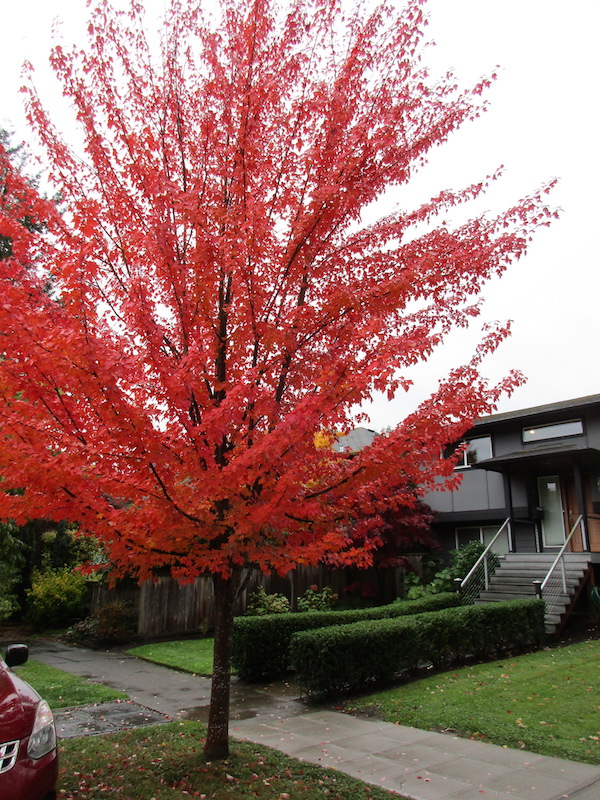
left=475, top=553, right=593, bottom=634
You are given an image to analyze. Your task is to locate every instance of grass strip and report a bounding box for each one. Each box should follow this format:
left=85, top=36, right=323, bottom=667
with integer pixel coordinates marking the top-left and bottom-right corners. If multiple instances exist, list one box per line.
left=127, top=637, right=216, bottom=675
left=344, top=638, right=600, bottom=764
left=16, top=659, right=127, bottom=708
left=59, top=720, right=402, bottom=800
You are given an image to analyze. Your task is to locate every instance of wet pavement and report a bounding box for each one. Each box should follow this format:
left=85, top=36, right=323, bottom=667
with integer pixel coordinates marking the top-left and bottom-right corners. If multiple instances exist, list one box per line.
left=29, top=638, right=307, bottom=733
left=20, top=639, right=600, bottom=800
left=54, top=700, right=168, bottom=739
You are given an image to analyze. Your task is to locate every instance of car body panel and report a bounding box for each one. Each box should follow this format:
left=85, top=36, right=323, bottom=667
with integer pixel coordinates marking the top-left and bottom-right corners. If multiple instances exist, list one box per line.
left=0, top=648, right=58, bottom=800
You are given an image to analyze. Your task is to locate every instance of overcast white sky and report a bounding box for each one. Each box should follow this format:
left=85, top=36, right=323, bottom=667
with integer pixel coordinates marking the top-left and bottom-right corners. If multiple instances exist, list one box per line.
left=1, top=0, right=598, bottom=430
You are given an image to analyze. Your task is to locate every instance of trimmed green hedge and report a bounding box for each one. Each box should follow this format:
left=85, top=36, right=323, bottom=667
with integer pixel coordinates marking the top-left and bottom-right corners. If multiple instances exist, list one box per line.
left=289, top=598, right=546, bottom=696
left=232, top=592, right=462, bottom=681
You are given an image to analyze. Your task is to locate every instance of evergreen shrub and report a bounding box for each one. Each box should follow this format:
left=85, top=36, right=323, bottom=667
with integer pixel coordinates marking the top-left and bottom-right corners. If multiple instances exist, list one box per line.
left=232, top=591, right=461, bottom=681
left=26, top=567, right=88, bottom=628
left=290, top=598, right=546, bottom=695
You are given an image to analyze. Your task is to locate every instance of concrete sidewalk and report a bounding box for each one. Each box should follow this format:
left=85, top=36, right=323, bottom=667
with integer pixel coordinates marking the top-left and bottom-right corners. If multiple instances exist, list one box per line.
left=233, top=710, right=600, bottom=800
left=29, top=640, right=600, bottom=800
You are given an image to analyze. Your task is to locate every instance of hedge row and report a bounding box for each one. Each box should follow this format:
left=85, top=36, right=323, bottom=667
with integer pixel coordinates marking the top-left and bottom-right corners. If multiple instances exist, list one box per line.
left=231, top=592, right=462, bottom=681
left=289, top=598, right=545, bottom=696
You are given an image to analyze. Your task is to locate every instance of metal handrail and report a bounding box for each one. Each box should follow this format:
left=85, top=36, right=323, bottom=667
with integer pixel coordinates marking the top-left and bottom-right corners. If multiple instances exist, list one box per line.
left=459, top=518, right=511, bottom=603
left=461, top=518, right=510, bottom=590
left=540, top=515, right=584, bottom=594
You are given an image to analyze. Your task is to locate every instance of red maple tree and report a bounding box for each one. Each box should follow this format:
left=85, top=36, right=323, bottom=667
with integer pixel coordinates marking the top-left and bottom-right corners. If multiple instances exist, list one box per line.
left=0, top=0, right=555, bottom=758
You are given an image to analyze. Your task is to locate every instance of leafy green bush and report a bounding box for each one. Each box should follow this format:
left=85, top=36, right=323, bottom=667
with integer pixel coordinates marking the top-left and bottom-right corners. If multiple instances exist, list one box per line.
left=26, top=568, right=88, bottom=628
left=290, top=598, right=546, bottom=696
left=232, top=592, right=461, bottom=681
left=66, top=599, right=137, bottom=646
left=244, top=586, right=290, bottom=616
left=297, top=585, right=338, bottom=612
left=405, top=540, right=497, bottom=599
left=404, top=568, right=453, bottom=599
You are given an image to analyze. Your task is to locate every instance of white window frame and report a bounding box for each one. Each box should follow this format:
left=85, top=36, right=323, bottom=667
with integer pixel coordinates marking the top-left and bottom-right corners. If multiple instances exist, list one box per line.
left=454, top=435, right=493, bottom=469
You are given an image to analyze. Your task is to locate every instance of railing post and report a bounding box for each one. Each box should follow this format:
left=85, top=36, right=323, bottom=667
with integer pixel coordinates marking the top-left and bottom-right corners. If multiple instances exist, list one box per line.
left=454, top=577, right=463, bottom=596
left=581, top=517, right=591, bottom=552
left=484, top=555, right=489, bottom=590
left=533, top=579, right=543, bottom=599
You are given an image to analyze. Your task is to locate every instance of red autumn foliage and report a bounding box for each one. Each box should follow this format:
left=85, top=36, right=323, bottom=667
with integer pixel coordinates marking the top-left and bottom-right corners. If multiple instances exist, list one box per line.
left=0, top=0, right=555, bottom=758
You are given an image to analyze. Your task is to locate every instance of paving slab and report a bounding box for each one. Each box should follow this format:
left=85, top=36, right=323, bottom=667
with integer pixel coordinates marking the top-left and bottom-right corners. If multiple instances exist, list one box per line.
left=561, top=779, right=600, bottom=800
left=54, top=701, right=169, bottom=739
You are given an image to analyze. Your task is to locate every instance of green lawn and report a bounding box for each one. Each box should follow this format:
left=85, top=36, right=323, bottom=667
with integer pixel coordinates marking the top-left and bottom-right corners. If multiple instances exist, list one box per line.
left=126, top=637, right=216, bottom=675
left=59, top=721, right=401, bottom=800
left=343, top=638, right=600, bottom=764
left=15, top=660, right=127, bottom=708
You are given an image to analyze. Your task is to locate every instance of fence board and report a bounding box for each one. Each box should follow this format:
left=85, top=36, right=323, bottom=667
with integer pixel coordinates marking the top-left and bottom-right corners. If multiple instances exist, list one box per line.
left=89, top=565, right=407, bottom=639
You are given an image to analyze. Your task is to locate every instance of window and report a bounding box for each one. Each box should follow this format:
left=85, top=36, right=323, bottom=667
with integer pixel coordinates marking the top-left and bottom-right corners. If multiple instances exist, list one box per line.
left=455, top=525, right=509, bottom=554
left=455, top=436, right=492, bottom=468
left=522, top=419, right=583, bottom=443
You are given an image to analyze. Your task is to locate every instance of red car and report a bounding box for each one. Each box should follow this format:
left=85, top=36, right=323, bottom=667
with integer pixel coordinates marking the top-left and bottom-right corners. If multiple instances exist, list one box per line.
left=0, top=644, right=58, bottom=800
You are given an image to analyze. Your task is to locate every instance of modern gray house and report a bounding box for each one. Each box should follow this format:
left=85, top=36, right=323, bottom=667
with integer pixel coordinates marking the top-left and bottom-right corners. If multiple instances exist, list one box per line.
left=422, top=393, right=600, bottom=555
left=421, top=393, right=600, bottom=632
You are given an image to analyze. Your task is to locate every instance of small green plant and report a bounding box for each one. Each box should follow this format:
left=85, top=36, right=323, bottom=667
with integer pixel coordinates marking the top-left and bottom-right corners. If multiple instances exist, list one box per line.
left=66, top=599, right=137, bottom=646
left=244, top=585, right=290, bottom=616
left=297, top=585, right=338, bottom=612
left=404, top=569, right=453, bottom=599
left=26, top=567, right=88, bottom=628
left=404, top=540, right=495, bottom=599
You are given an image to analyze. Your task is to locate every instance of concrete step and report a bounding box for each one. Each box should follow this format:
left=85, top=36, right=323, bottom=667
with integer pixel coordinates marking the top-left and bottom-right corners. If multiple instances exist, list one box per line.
left=477, top=590, right=537, bottom=601
left=502, top=553, right=589, bottom=561
left=492, top=565, right=587, bottom=577
left=471, top=553, right=592, bottom=635
left=500, top=556, right=589, bottom=569
left=488, top=574, right=581, bottom=586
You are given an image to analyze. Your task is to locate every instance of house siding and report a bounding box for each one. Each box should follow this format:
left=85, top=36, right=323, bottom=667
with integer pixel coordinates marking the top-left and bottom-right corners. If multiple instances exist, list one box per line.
left=424, top=394, right=600, bottom=555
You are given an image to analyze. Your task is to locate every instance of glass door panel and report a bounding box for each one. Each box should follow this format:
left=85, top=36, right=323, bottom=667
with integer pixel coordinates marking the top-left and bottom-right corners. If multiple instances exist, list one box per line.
left=537, top=475, right=566, bottom=547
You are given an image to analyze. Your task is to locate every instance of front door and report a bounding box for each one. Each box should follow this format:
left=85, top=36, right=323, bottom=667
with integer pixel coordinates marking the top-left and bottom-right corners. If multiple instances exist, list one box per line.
left=537, top=475, right=566, bottom=547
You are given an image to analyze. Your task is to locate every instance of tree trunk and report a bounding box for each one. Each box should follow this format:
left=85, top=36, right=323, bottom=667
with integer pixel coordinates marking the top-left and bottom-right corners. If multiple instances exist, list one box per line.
left=203, top=572, right=237, bottom=760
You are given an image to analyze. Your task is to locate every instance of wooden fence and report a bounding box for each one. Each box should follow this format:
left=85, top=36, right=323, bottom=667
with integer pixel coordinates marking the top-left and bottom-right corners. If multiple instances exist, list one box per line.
left=88, top=563, right=414, bottom=639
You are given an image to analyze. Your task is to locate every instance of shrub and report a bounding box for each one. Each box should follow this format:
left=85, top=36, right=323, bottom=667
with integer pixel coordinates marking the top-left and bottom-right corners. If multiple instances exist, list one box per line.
left=66, top=599, right=137, bottom=646
left=405, top=540, right=497, bottom=599
left=404, top=569, right=453, bottom=599
left=297, top=585, right=338, bottom=612
left=232, top=592, right=461, bottom=681
left=290, top=598, right=546, bottom=696
left=452, top=540, right=487, bottom=579
left=96, top=599, right=137, bottom=642
left=244, top=586, right=290, bottom=616
left=64, top=615, right=99, bottom=647
left=26, top=568, right=88, bottom=628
